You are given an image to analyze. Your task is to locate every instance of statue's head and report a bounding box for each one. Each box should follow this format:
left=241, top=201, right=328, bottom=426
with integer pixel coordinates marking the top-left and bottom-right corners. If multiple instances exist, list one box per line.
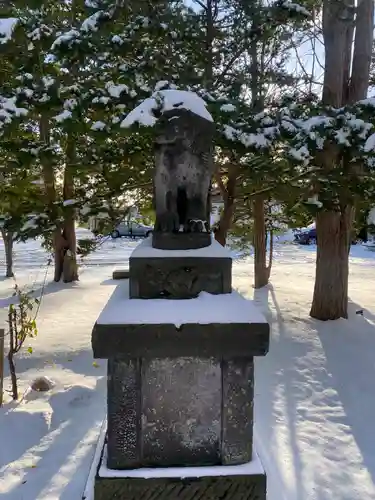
left=155, top=108, right=215, bottom=162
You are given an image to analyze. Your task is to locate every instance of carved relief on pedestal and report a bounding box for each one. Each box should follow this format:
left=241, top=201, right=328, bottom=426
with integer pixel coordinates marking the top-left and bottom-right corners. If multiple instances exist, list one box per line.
left=141, top=263, right=222, bottom=299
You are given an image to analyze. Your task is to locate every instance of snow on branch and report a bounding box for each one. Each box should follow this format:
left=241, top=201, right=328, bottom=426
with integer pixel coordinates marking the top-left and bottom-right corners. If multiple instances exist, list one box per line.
left=0, top=96, right=28, bottom=133
left=223, top=124, right=271, bottom=149
left=364, top=133, right=375, bottom=152
left=81, top=11, right=105, bottom=32
left=214, top=95, right=375, bottom=173
left=51, top=29, right=80, bottom=50
left=121, top=89, right=213, bottom=128
left=278, top=1, right=311, bottom=17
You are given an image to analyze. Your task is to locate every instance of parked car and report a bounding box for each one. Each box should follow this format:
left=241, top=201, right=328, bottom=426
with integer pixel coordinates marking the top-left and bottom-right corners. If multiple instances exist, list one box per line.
left=111, top=221, right=153, bottom=239
left=294, top=223, right=358, bottom=245
left=294, top=224, right=317, bottom=245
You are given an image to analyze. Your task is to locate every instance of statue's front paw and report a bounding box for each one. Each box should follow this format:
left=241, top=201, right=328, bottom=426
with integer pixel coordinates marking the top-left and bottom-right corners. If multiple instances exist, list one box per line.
left=184, top=219, right=206, bottom=233
left=155, top=212, right=179, bottom=232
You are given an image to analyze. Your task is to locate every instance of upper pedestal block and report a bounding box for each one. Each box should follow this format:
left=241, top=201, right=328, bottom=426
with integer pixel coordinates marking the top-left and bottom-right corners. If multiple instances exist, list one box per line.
left=92, top=282, right=269, bottom=359
left=129, top=236, right=232, bottom=300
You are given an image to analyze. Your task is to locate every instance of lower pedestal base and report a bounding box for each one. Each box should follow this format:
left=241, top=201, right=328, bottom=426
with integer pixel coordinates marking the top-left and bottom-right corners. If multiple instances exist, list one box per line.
left=95, top=473, right=266, bottom=499
left=86, top=421, right=266, bottom=500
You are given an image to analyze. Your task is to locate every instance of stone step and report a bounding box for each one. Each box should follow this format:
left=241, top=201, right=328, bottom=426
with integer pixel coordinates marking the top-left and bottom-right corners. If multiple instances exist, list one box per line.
left=112, top=269, right=130, bottom=280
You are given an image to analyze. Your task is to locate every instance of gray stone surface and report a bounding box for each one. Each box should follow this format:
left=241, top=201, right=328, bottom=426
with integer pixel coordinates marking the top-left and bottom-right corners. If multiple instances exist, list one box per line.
left=152, top=231, right=211, bottom=250
left=92, top=322, right=269, bottom=359
left=105, top=356, right=256, bottom=469
left=141, top=358, right=221, bottom=466
left=129, top=256, right=232, bottom=299
left=94, top=474, right=267, bottom=500
left=153, top=108, right=215, bottom=250
left=107, top=358, right=141, bottom=469
left=222, top=358, right=254, bottom=464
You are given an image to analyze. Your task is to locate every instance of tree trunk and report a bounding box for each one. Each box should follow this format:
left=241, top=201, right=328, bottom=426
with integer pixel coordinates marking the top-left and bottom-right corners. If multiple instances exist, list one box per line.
left=1, top=229, right=14, bottom=278
left=253, top=196, right=272, bottom=288
left=61, top=137, right=78, bottom=283
left=40, top=115, right=63, bottom=282
left=204, top=0, right=214, bottom=88
left=8, top=349, right=17, bottom=400
left=214, top=195, right=235, bottom=247
left=321, top=0, right=353, bottom=107
left=7, top=315, right=18, bottom=400
left=214, top=164, right=238, bottom=247
left=310, top=0, right=373, bottom=320
left=53, top=231, right=67, bottom=282
left=348, top=0, right=374, bottom=103
left=268, top=228, right=274, bottom=278
left=310, top=208, right=351, bottom=320
left=62, top=222, right=78, bottom=283
left=248, top=9, right=269, bottom=288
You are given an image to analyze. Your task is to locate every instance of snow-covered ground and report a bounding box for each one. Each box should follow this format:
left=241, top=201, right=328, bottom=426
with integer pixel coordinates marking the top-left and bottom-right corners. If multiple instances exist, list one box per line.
left=1, top=232, right=375, bottom=499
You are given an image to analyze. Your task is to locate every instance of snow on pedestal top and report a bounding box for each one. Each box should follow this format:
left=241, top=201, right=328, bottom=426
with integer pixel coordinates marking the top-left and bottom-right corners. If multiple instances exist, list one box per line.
left=96, top=281, right=267, bottom=327
left=130, top=236, right=232, bottom=259
left=121, top=89, right=213, bottom=128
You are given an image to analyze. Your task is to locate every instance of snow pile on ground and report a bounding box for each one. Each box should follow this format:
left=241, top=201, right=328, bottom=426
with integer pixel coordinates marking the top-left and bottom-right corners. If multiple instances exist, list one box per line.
left=1, top=233, right=375, bottom=499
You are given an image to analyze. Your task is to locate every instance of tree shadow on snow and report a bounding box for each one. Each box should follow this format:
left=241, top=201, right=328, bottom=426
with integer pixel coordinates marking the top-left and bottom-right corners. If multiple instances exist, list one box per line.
left=253, top=284, right=308, bottom=500
left=0, top=409, right=50, bottom=470
left=252, top=285, right=375, bottom=498
left=2, top=347, right=106, bottom=380
left=0, top=280, right=80, bottom=309
left=5, top=376, right=106, bottom=500
left=312, top=299, right=375, bottom=488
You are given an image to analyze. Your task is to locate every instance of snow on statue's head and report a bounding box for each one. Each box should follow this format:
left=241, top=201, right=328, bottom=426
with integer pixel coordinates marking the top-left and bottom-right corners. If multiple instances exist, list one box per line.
left=152, top=91, right=215, bottom=250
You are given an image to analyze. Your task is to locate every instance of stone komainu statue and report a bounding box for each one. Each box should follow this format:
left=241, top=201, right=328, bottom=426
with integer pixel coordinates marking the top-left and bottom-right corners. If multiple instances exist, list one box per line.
left=152, top=108, right=215, bottom=250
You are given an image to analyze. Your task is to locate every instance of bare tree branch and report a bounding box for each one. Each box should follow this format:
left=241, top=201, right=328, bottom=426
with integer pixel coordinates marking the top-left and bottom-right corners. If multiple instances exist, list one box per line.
left=191, top=0, right=207, bottom=11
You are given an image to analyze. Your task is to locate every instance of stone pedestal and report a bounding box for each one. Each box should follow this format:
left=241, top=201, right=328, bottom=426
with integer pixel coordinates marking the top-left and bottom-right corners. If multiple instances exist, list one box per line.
left=129, top=237, right=232, bottom=299
left=91, top=238, right=269, bottom=499
left=104, top=356, right=255, bottom=470
left=95, top=474, right=266, bottom=500
left=94, top=435, right=267, bottom=500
